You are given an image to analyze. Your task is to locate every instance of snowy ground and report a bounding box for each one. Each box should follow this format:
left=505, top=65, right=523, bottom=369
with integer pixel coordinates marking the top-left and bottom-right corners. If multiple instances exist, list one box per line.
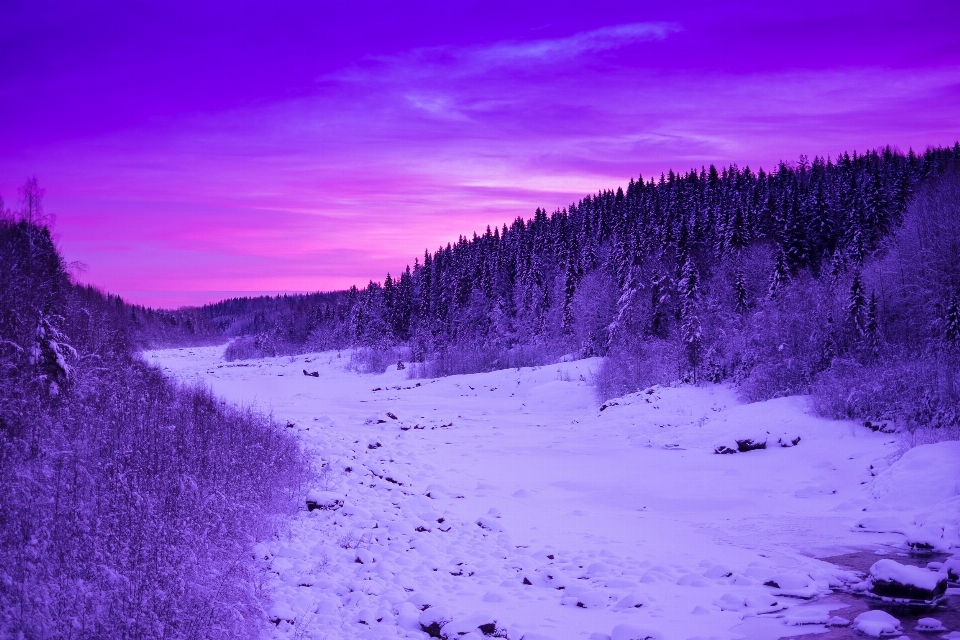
left=146, top=347, right=959, bottom=640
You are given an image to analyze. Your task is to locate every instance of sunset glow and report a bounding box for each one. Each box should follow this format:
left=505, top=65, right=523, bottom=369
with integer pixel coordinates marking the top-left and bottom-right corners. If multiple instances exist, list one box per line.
left=2, top=1, right=958, bottom=307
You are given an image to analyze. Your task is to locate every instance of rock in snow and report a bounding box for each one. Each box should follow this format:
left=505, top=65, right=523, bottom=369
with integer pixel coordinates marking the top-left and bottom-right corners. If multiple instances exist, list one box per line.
left=304, top=489, right=342, bottom=512
left=942, top=554, right=960, bottom=583
left=916, top=617, right=947, bottom=632
left=867, top=559, right=947, bottom=603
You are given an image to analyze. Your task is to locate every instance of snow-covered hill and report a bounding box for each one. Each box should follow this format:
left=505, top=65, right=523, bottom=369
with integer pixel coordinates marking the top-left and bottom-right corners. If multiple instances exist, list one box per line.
left=146, top=347, right=959, bottom=640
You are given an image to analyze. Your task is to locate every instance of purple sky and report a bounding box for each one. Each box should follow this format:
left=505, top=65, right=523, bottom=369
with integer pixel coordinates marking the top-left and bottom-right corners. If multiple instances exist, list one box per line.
left=2, top=1, right=959, bottom=308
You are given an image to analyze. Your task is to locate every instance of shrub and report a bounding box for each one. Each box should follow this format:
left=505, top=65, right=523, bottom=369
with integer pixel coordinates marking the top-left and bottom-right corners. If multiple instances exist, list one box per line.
left=812, top=356, right=960, bottom=441
left=349, top=346, right=409, bottom=374
left=407, top=342, right=560, bottom=379
left=594, top=338, right=677, bottom=402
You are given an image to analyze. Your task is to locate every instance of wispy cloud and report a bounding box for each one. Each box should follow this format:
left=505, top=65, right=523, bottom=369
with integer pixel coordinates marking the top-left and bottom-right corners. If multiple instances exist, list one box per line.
left=469, top=22, right=680, bottom=67
left=340, top=21, right=681, bottom=85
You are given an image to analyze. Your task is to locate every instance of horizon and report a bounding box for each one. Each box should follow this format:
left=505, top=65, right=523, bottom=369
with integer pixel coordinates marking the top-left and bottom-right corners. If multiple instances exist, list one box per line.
left=2, top=1, right=959, bottom=308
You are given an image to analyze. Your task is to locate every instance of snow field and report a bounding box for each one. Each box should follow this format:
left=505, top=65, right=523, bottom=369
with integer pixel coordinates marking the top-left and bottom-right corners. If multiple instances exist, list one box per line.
left=147, top=347, right=959, bottom=640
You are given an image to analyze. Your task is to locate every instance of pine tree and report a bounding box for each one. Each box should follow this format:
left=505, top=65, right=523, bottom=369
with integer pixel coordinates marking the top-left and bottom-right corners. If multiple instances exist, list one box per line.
left=769, top=248, right=788, bottom=299
left=849, top=271, right=867, bottom=335
left=679, top=256, right=702, bottom=383
left=649, top=271, right=670, bottom=338
left=864, top=291, right=881, bottom=357
left=945, top=293, right=960, bottom=347
left=734, top=269, right=748, bottom=314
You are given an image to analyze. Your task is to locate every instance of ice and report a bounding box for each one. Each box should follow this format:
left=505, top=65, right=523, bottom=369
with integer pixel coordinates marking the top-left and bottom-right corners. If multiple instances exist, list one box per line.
left=851, top=609, right=901, bottom=637
left=148, top=346, right=958, bottom=640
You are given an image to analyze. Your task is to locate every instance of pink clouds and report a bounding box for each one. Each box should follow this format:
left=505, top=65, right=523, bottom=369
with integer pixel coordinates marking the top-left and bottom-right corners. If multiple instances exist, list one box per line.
left=1, top=1, right=958, bottom=307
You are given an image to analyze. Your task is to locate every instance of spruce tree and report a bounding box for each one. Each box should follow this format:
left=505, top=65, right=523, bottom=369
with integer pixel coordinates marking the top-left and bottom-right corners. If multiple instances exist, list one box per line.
left=864, top=291, right=881, bottom=357
left=945, top=293, right=960, bottom=346
left=734, top=269, right=748, bottom=314
left=849, top=271, right=867, bottom=335
left=769, top=248, right=788, bottom=299
left=679, top=256, right=702, bottom=383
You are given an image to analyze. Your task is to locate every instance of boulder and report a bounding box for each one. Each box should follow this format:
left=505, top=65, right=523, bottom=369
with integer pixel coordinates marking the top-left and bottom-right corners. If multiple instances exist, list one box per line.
left=867, top=559, right=947, bottom=604
left=864, top=420, right=896, bottom=433
left=941, top=555, right=959, bottom=584
left=305, top=490, right=343, bottom=512
left=418, top=605, right=452, bottom=638
left=714, top=443, right=738, bottom=454
left=736, top=437, right=767, bottom=452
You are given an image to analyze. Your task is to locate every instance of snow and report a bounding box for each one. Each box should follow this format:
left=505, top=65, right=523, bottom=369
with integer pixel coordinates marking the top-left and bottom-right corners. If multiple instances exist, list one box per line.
left=851, top=609, right=901, bottom=637
left=916, top=617, right=947, bottom=632
left=869, top=441, right=960, bottom=551
left=145, top=347, right=960, bottom=640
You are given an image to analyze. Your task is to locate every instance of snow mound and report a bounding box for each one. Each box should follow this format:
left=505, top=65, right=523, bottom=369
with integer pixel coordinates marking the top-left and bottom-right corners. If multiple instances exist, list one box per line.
left=916, top=617, right=947, bottom=632
left=854, top=514, right=907, bottom=534
left=763, top=571, right=821, bottom=599
left=610, top=624, right=662, bottom=640
left=784, top=608, right=831, bottom=626
left=872, top=441, right=960, bottom=508
left=851, top=609, right=901, bottom=637
left=526, top=380, right=594, bottom=412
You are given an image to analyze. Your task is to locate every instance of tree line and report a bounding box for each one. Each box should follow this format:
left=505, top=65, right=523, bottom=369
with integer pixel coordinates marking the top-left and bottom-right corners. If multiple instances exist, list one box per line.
left=208, top=143, right=960, bottom=436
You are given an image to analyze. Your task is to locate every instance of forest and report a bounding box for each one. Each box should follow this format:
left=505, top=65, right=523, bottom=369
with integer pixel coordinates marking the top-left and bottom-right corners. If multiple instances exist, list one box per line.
left=204, top=144, right=960, bottom=439
left=0, top=203, right=309, bottom=638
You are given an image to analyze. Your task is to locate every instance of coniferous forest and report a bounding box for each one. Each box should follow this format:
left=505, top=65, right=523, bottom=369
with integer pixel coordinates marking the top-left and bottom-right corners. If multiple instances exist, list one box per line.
left=202, top=144, right=960, bottom=437
left=0, top=209, right=309, bottom=638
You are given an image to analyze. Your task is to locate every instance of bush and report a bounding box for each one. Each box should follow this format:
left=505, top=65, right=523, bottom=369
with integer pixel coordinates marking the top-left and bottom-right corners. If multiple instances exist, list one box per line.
left=407, top=342, right=559, bottom=379
left=594, top=338, right=677, bottom=402
left=223, top=334, right=282, bottom=361
left=349, top=346, right=409, bottom=374
left=812, top=356, right=960, bottom=440
left=736, top=275, right=839, bottom=402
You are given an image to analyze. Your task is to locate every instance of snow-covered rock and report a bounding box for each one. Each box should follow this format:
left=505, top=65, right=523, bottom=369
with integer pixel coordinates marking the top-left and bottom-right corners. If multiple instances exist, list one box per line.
left=916, top=617, right=947, bottom=632
left=305, top=489, right=342, bottom=511
left=867, top=559, right=947, bottom=603
left=941, top=554, right=960, bottom=583
left=763, top=571, right=820, bottom=599
left=851, top=609, right=901, bottom=637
